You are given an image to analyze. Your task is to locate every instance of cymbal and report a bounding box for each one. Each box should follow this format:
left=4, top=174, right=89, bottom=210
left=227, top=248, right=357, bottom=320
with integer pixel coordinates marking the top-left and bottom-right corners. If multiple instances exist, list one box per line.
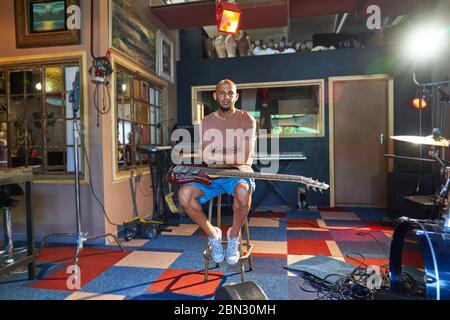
left=391, top=135, right=450, bottom=147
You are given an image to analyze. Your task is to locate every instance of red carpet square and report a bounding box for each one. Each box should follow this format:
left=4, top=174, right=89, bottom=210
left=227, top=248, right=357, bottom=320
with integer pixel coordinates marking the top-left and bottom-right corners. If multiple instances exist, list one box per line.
left=148, top=269, right=223, bottom=295
left=251, top=212, right=286, bottom=218
left=366, top=223, right=395, bottom=232
left=32, top=247, right=131, bottom=291
left=287, top=239, right=331, bottom=255
left=287, top=218, right=320, bottom=229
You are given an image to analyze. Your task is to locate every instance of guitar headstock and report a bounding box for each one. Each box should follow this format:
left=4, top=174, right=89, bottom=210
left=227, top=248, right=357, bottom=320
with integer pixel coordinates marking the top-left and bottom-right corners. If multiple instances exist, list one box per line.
left=304, top=178, right=330, bottom=193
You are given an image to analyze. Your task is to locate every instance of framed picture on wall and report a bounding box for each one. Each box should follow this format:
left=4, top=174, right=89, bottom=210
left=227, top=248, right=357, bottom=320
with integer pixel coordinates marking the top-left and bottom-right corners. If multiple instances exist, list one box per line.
left=14, top=0, right=81, bottom=48
left=157, top=30, right=174, bottom=83
left=109, top=0, right=157, bottom=72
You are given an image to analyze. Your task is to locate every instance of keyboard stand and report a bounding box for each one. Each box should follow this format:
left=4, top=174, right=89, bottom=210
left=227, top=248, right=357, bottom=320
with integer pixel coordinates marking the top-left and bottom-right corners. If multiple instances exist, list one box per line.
left=140, top=145, right=176, bottom=233
left=252, top=154, right=307, bottom=211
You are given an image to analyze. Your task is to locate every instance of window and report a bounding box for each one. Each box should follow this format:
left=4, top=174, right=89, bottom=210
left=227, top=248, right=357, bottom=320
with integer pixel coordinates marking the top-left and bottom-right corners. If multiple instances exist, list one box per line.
left=115, top=65, right=164, bottom=171
left=0, top=60, right=82, bottom=175
left=192, top=80, right=325, bottom=137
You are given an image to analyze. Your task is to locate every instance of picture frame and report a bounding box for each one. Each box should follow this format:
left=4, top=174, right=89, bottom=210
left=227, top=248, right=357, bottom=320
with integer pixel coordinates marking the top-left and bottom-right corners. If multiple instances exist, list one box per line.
left=157, top=30, right=174, bottom=83
left=14, top=0, right=81, bottom=48
left=109, top=0, right=157, bottom=73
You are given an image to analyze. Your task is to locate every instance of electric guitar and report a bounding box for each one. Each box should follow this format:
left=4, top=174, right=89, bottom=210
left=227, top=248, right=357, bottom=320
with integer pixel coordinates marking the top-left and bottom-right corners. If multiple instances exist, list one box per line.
left=167, top=165, right=329, bottom=192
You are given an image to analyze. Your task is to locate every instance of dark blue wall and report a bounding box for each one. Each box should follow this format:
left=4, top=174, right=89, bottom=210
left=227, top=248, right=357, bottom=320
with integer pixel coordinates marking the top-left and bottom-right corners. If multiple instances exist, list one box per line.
left=177, top=28, right=432, bottom=209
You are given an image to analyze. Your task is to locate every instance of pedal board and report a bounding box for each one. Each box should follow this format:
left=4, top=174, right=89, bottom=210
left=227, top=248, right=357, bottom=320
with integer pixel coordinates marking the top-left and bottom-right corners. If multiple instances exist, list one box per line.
left=123, top=218, right=164, bottom=241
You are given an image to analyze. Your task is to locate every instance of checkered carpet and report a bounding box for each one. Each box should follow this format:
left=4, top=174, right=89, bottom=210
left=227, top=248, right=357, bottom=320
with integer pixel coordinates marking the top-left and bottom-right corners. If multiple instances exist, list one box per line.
left=0, top=207, right=393, bottom=300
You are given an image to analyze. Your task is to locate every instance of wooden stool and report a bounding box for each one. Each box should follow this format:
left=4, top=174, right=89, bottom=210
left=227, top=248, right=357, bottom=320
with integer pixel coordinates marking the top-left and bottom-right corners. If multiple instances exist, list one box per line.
left=203, top=195, right=253, bottom=283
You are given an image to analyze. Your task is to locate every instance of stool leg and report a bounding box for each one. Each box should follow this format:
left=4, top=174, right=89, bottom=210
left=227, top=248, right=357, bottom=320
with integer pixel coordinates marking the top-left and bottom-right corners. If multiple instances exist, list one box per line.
left=238, top=230, right=246, bottom=282
left=215, top=197, right=221, bottom=268
left=204, top=246, right=210, bottom=282
left=243, top=218, right=253, bottom=270
left=3, top=207, right=14, bottom=265
left=217, top=196, right=222, bottom=229
left=204, top=200, right=215, bottom=281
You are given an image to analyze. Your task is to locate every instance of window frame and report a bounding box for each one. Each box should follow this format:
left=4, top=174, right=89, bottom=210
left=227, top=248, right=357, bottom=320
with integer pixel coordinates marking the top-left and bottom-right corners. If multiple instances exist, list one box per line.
left=0, top=53, right=88, bottom=182
left=111, top=54, right=168, bottom=181
left=192, top=79, right=326, bottom=138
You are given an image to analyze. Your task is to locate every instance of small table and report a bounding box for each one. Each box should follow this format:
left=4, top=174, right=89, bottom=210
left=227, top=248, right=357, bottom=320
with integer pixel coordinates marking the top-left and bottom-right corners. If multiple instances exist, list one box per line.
left=0, top=168, right=34, bottom=280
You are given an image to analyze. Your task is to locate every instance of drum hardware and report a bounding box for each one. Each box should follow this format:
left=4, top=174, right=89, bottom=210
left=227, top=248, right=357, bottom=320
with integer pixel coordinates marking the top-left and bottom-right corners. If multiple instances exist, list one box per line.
left=390, top=135, right=449, bottom=147
left=388, top=76, right=450, bottom=300
left=384, top=154, right=436, bottom=163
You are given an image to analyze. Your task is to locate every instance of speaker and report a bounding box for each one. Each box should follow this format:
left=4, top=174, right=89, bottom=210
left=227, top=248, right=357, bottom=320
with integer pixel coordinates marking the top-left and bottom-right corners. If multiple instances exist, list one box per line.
left=215, top=281, right=269, bottom=300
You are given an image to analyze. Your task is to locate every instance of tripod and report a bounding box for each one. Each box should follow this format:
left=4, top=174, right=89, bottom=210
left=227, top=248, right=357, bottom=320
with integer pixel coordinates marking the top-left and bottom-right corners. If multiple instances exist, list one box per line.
left=39, top=72, right=124, bottom=280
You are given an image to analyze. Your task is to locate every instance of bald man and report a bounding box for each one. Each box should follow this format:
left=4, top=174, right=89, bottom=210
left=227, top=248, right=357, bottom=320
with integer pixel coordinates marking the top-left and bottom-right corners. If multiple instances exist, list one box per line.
left=178, top=79, right=256, bottom=265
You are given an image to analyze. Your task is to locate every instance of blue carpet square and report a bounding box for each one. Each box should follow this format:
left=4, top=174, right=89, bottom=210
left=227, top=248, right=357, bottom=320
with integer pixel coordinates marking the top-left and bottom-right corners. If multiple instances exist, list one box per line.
left=225, top=256, right=286, bottom=275
left=337, top=240, right=390, bottom=259
left=143, top=235, right=206, bottom=251
left=80, top=266, right=165, bottom=297
left=132, top=292, right=207, bottom=300
left=286, top=211, right=321, bottom=219
left=246, top=226, right=286, bottom=241
left=169, top=248, right=228, bottom=272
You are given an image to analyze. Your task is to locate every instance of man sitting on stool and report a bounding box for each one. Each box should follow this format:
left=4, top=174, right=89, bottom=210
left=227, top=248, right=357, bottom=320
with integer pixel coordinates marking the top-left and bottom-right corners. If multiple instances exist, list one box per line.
left=178, top=79, right=256, bottom=265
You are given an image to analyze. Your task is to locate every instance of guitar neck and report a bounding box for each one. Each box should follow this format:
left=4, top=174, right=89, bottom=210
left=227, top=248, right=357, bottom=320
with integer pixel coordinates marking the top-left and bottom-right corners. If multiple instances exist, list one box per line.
left=207, top=168, right=314, bottom=185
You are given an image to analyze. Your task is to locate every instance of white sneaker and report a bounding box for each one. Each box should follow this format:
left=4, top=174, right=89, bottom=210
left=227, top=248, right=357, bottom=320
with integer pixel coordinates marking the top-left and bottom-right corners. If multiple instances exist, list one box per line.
left=208, top=227, right=224, bottom=263
left=226, top=228, right=240, bottom=265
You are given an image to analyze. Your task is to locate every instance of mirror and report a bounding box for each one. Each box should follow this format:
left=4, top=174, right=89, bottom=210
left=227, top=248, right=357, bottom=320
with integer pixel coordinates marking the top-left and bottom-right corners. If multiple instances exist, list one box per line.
left=192, top=80, right=325, bottom=137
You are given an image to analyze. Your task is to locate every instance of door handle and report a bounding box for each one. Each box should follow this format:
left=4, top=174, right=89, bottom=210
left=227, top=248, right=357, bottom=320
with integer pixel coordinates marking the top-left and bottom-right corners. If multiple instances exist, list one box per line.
left=379, top=134, right=385, bottom=145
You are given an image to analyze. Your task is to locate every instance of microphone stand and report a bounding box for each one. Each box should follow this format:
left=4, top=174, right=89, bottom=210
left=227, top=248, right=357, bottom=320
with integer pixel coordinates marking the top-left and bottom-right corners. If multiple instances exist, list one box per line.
left=39, top=72, right=124, bottom=282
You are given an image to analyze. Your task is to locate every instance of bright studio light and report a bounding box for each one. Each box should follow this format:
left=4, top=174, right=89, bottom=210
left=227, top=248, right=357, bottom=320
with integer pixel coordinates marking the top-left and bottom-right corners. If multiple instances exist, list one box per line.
left=405, top=25, right=447, bottom=60
left=35, top=82, right=42, bottom=91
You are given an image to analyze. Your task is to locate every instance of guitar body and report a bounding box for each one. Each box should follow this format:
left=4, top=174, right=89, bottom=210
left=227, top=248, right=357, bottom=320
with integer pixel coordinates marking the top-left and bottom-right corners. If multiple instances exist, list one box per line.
left=167, top=164, right=239, bottom=185
left=167, top=165, right=330, bottom=192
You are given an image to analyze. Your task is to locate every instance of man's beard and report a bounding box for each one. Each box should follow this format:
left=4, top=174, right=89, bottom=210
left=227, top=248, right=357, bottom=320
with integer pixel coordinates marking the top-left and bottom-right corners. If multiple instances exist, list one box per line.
left=219, top=105, right=232, bottom=113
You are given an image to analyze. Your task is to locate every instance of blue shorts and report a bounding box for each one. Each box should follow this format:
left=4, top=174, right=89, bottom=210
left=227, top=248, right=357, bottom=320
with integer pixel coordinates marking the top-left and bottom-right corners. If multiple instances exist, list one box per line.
left=188, top=178, right=256, bottom=204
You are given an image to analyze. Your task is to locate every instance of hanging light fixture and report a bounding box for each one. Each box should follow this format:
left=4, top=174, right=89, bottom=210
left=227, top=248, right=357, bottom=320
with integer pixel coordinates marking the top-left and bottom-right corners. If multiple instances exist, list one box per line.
left=216, top=0, right=241, bottom=34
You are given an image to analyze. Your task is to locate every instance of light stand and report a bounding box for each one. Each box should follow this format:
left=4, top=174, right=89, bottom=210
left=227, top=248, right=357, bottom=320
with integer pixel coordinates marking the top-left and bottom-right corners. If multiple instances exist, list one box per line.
left=39, top=72, right=124, bottom=280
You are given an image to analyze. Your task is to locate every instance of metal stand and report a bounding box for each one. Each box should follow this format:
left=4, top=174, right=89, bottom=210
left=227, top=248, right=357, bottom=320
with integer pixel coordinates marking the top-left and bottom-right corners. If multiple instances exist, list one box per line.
left=39, top=104, right=124, bottom=279
left=0, top=206, right=27, bottom=266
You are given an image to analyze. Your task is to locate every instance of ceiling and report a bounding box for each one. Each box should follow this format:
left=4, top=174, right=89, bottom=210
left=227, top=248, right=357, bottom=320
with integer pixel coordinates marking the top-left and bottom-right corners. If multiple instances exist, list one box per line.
left=150, top=0, right=438, bottom=42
